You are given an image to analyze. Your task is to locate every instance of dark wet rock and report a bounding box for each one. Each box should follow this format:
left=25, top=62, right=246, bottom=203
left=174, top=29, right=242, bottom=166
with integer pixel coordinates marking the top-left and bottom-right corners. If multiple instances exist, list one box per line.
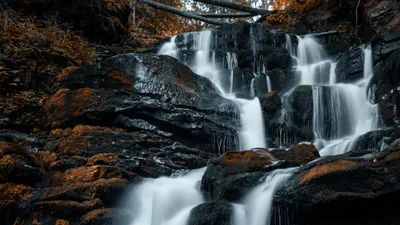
left=201, top=150, right=274, bottom=200
left=0, top=92, right=46, bottom=133
left=268, top=68, right=298, bottom=94
left=270, top=142, right=320, bottom=166
left=32, top=198, right=103, bottom=218
left=49, top=53, right=240, bottom=153
left=274, top=147, right=400, bottom=225
left=188, top=201, right=233, bottom=225
left=266, top=52, right=292, bottom=69
left=349, top=128, right=396, bottom=152
left=264, top=86, right=314, bottom=148
left=367, top=1, right=400, bottom=36
left=260, top=91, right=281, bottom=113
left=252, top=74, right=269, bottom=98
left=80, top=208, right=132, bottom=225
left=231, top=68, right=254, bottom=97
left=0, top=142, right=41, bottom=185
left=374, top=49, right=400, bottom=126
left=335, top=47, right=364, bottom=83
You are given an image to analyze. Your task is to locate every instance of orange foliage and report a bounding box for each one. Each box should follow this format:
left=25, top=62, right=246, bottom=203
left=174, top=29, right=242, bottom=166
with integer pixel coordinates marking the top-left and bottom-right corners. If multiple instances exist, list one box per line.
left=1, top=11, right=96, bottom=65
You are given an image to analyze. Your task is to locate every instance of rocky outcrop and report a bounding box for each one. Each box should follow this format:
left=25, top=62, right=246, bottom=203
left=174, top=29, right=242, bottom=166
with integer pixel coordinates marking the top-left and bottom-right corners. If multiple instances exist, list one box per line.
left=47, top=53, right=240, bottom=154
left=188, top=201, right=233, bottom=225
left=0, top=127, right=213, bottom=224
left=374, top=49, right=400, bottom=126
left=158, top=22, right=295, bottom=98
left=270, top=142, right=320, bottom=166
left=274, top=146, right=400, bottom=225
left=201, top=143, right=320, bottom=201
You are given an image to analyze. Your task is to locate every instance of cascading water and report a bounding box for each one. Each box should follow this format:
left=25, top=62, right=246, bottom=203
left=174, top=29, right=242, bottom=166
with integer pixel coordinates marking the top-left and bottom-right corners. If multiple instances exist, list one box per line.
left=124, top=168, right=205, bottom=225
left=158, top=29, right=266, bottom=150
left=233, top=168, right=297, bottom=225
left=124, top=28, right=382, bottom=225
left=292, top=36, right=379, bottom=155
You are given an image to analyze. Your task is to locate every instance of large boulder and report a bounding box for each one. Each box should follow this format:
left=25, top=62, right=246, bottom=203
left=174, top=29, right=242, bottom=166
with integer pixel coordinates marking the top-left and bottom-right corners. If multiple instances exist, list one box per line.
left=274, top=147, right=400, bottom=225
left=270, top=142, right=320, bottom=166
left=48, top=53, right=240, bottom=154
left=201, top=150, right=274, bottom=201
left=0, top=128, right=214, bottom=224
left=188, top=202, right=233, bottom=225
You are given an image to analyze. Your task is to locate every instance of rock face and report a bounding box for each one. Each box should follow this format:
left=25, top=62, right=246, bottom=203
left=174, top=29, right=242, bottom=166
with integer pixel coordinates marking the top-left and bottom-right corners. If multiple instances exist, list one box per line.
left=201, top=143, right=320, bottom=201
left=374, top=49, right=400, bottom=126
left=273, top=146, right=400, bottom=225
left=188, top=202, right=233, bottom=225
left=0, top=127, right=213, bottom=224
left=48, top=53, right=240, bottom=154
left=158, top=22, right=296, bottom=98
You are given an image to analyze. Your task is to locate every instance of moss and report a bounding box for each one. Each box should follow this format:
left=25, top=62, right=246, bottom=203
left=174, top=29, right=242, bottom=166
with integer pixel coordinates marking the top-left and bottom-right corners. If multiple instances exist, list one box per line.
left=221, top=150, right=273, bottom=173
left=106, top=70, right=133, bottom=87
left=72, top=124, right=125, bottom=135
left=299, top=160, right=362, bottom=185
left=0, top=183, right=35, bottom=201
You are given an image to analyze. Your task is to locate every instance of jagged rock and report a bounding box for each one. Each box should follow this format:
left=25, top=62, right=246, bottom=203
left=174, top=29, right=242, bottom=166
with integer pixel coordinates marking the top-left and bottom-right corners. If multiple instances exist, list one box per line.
left=270, top=142, right=320, bottom=166
left=80, top=208, right=132, bottom=225
left=201, top=150, right=275, bottom=201
left=367, top=1, right=400, bottom=35
left=267, top=68, right=297, bottom=94
left=0, top=142, right=41, bottom=185
left=32, top=198, right=103, bottom=218
left=260, top=91, right=281, bottom=113
left=375, top=49, right=400, bottom=126
left=48, top=53, right=240, bottom=153
left=188, top=201, right=233, bottom=225
left=335, top=47, right=364, bottom=83
left=274, top=147, right=400, bottom=225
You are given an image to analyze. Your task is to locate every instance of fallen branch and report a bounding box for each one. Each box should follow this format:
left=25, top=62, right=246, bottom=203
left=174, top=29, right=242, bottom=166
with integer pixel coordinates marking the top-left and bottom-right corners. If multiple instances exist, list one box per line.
left=196, top=13, right=255, bottom=18
left=137, top=0, right=226, bottom=26
left=194, top=0, right=271, bottom=15
left=300, top=30, right=347, bottom=37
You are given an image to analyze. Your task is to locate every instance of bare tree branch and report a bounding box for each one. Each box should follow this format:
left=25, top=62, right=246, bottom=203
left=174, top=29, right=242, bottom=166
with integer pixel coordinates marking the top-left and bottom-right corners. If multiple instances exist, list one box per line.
left=137, top=0, right=226, bottom=25
left=196, top=13, right=255, bottom=18
left=193, top=0, right=271, bottom=15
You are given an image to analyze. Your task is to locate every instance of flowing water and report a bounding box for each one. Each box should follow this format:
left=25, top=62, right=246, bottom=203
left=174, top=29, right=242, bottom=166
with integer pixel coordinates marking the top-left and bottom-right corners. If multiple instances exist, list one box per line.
left=158, top=29, right=267, bottom=150
left=233, top=168, right=297, bottom=225
left=291, top=36, right=379, bottom=155
left=124, top=168, right=205, bottom=225
left=124, top=30, right=381, bottom=225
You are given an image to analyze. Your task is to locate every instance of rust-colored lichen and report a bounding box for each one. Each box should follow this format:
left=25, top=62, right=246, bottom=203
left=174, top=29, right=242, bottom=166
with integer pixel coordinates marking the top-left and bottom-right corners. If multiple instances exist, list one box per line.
left=300, top=160, right=362, bottom=185
left=0, top=183, right=35, bottom=201
left=106, top=70, right=133, bottom=87
left=221, top=150, right=273, bottom=173
left=72, top=124, right=124, bottom=135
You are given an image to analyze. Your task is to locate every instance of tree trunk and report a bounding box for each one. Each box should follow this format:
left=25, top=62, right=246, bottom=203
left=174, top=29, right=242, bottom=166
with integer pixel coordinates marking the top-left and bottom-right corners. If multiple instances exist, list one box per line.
left=196, top=13, right=254, bottom=18
left=193, top=0, right=271, bottom=15
left=138, top=0, right=226, bottom=25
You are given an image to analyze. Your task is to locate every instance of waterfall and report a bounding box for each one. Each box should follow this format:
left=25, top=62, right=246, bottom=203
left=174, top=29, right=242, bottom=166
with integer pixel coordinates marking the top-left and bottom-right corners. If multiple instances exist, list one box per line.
left=158, top=29, right=267, bottom=150
left=232, top=168, right=297, bottom=225
left=124, top=29, right=382, bottom=225
left=293, top=36, right=379, bottom=155
left=124, top=168, right=205, bottom=225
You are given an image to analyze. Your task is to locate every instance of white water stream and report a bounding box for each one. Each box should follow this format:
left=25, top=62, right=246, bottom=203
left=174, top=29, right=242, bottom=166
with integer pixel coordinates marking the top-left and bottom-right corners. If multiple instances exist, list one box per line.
left=159, top=29, right=267, bottom=150
left=124, top=30, right=380, bottom=225
left=292, top=36, right=379, bottom=155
